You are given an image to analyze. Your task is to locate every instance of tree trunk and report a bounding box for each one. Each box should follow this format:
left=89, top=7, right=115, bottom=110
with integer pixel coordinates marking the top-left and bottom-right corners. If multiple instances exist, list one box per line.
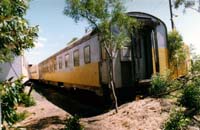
left=108, top=58, right=118, bottom=113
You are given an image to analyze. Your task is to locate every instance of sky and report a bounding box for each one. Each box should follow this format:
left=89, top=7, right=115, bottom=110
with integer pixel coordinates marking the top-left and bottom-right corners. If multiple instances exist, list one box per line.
left=25, top=0, right=200, bottom=64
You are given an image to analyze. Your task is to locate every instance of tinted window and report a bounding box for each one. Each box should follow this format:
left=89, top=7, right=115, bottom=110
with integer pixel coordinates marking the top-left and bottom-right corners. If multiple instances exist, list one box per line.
left=58, top=56, right=62, bottom=69
left=73, top=50, right=79, bottom=66
left=65, top=54, right=69, bottom=68
left=84, top=45, right=91, bottom=64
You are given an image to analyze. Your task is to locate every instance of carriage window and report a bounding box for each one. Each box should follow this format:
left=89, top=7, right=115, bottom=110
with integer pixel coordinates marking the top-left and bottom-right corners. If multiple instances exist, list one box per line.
left=54, top=62, right=56, bottom=71
left=121, top=47, right=131, bottom=61
left=122, top=47, right=131, bottom=57
left=73, top=50, right=79, bottom=66
left=51, top=62, right=53, bottom=72
left=58, top=56, right=62, bottom=69
left=65, top=54, right=69, bottom=68
left=53, top=59, right=56, bottom=71
left=84, top=45, right=91, bottom=64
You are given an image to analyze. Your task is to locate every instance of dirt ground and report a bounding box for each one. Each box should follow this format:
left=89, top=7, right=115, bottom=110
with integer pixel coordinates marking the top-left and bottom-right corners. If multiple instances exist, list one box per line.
left=15, top=88, right=70, bottom=130
left=81, top=98, right=172, bottom=130
left=14, top=86, right=177, bottom=130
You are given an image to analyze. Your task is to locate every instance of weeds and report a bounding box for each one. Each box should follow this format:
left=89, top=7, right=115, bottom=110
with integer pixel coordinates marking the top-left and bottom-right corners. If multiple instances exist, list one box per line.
left=15, top=111, right=28, bottom=122
left=0, top=78, right=35, bottom=125
left=19, top=93, right=36, bottom=107
left=65, top=115, right=83, bottom=130
left=164, top=109, right=190, bottom=130
left=149, top=73, right=170, bottom=96
left=179, top=78, right=200, bottom=112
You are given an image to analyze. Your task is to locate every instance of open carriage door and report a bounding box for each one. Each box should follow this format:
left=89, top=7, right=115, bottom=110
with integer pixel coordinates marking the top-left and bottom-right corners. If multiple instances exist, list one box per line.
left=132, top=28, right=153, bottom=81
left=120, top=12, right=167, bottom=87
left=120, top=46, right=133, bottom=86
left=120, top=28, right=154, bottom=86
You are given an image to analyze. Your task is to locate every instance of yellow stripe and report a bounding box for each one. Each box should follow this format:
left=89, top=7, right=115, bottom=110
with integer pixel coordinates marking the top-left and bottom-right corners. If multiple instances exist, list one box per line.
left=158, top=47, right=189, bottom=78
left=31, top=74, right=39, bottom=80
left=42, top=62, right=100, bottom=87
left=158, top=48, right=169, bottom=75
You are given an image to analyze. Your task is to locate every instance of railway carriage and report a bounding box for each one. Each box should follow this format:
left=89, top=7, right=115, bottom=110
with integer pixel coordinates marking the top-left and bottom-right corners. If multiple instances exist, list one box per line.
left=0, top=56, right=29, bottom=83
left=28, top=64, right=39, bottom=80
left=29, top=12, right=188, bottom=96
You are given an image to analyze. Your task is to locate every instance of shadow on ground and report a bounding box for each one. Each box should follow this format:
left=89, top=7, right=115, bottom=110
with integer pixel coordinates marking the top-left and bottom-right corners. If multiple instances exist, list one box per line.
left=33, top=82, right=137, bottom=118
left=23, top=116, right=65, bottom=130
left=33, top=82, right=108, bottom=117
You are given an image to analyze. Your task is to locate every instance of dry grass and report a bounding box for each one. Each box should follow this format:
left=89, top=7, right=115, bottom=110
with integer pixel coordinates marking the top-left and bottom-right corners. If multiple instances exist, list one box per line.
left=15, top=87, right=176, bottom=130
left=82, top=98, right=173, bottom=130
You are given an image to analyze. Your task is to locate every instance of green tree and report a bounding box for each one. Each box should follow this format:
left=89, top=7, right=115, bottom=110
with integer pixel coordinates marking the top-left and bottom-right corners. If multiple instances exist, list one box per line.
left=0, top=0, right=38, bottom=62
left=64, top=0, right=137, bottom=112
left=174, top=0, right=200, bottom=12
left=0, top=0, right=38, bottom=127
left=190, top=45, right=200, bottom=73
left=191, top=54, right=200, bottom=73
left=67, top=37, right=78, bottom=45
left=168, top=30, right=186, bottom=76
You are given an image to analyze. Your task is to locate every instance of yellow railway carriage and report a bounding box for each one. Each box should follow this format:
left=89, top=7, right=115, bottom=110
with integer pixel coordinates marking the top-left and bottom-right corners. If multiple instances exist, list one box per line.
left=29, top=12, right=189, bottom=96
left=38, top=33, right=102, bottom=93
left=28, top=64, right=39, bottom=80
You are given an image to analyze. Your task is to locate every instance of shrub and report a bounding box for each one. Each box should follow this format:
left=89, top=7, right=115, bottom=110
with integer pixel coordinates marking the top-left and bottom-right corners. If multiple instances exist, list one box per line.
left=164, top=109, right=190, bottom=130
left=19, top=93, right=36, bottom=107
left=0, top=77, right=34, bottom=125
left=179, top=80, right=200, bottom=111
left=0, top=78, right=24, bottom=125
left=191, top=55, right=200, bottom=73
left=15, top=112, right=28, bottom=122
left=65, top=115, right=83, bottom=130
left=149, top=73, right=169, bottom=96
left=168, top=30, right=186, bottom=64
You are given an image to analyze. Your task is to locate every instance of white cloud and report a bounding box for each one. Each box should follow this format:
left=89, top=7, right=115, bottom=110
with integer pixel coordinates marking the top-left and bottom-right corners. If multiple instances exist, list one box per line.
left=191, top=43, right=200, bottom=55
left=28, top=51, right=41, bottom=56
left=38, top=26, right=44, bottom=34
left=183, top=32, right=200, bottom=55
left=34, top=36, right=47, bottom=48
left=34, top=41, right=44, bottom=48
left=39, top=37, right=47, bottom=42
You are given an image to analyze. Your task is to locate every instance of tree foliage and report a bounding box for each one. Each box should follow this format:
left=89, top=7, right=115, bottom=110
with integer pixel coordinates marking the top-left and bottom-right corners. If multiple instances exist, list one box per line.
left=64, top=0, right=138, bottom=112
left=174, top=0, right=200, bottom=12
left=179, top=79, right=200, bottom=112
left=179, top=52, right=200, bottom=112
left=64, top=0, right=137, bottom=58
left=0, top=0, right=38, bottom=62
left=190, top=51, right=200, bottom=73
left=0, top=77, right=35, bottom=126
left=168, top=30, right=186, bottom=68
left=149, top=73, right=170, bottom=96
left=0, top=78, right=23, bottom=125
left=164, top=108, right=190, bottom=130
left=0, top=0, right=38, bottom=126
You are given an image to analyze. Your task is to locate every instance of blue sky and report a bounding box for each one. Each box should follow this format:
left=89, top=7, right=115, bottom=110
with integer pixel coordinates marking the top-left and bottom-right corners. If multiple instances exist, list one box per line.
left=25, top=0, right=200, bottom=64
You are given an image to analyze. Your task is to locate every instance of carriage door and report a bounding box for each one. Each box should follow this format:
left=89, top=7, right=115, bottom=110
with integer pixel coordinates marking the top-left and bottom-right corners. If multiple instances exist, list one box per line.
left=121, top=46, right=133, bottom=86
left=133, top=29, right=153, bottom=80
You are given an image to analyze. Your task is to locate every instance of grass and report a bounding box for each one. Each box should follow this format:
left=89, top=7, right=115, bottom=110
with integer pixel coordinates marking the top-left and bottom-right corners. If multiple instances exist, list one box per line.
left=20, top=93, right=36, bottom=107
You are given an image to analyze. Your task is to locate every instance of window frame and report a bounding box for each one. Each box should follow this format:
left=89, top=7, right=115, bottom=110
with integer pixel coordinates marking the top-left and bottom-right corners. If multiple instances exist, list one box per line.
left=64, top=54, right=69, bottom=68
left=84, top=45, right=91, bottom=64
left=58, top=56, right=63, bottom=69
left=73, top=49, right=80, bottom=66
